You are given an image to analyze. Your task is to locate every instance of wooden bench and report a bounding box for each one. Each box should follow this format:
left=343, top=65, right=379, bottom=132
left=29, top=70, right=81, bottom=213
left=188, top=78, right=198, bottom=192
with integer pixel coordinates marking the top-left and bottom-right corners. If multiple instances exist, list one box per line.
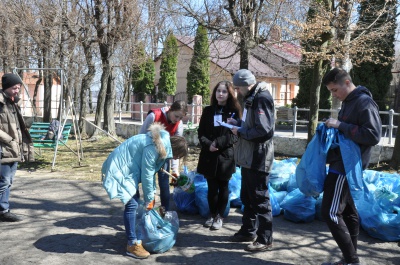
left=29, top=122, right=72, bottom=150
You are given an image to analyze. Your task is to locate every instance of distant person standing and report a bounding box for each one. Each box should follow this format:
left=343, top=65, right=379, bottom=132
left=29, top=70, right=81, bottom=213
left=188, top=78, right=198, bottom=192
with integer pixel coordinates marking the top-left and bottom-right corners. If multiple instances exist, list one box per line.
left=139, top=100, right=187, bottom=211
left=228, top=69, right=275, bottom=252
left=321, top=68, right=381, bottom=265
left=0, top=73, right=34, bottom=222
left=197, top=81, right=241, bottom=230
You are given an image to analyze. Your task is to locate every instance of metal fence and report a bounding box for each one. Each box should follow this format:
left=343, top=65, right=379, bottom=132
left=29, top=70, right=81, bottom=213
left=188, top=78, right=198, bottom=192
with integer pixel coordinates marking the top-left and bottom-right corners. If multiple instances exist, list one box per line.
left=114, top=101, right=398, bottom=145
left=25, top=99, right=399, bottom=145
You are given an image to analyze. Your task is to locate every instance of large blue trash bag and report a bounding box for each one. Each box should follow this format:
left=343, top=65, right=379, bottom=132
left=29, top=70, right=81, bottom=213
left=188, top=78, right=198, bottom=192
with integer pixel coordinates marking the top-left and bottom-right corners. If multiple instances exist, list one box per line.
left=194, top=174, right=230, bottom=218
left=287, top=172, right=299, bottom=193
left=296, top=123, right=337, bottom=197
left=172, top=168, right=199, bottom=214
left=280, top=188, right=316, bottom=223
left=173, top=187, right=198, bottom=214
left=338, top=133, right=363, bottom=200
left=229, top=167, right=242, bottom=208
left=136, top=207, right=179, bottom=253
left=269, top=184, right=282, bottom=216
left=274, top=190, right=287, bottom=204
left=269, top=158, right=297, bottom=192
left=356, top=170, right=400, bottom=241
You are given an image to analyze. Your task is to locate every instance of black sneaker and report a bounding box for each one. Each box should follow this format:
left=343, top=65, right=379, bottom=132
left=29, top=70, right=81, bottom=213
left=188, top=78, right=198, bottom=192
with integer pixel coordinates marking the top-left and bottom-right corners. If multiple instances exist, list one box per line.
left=245, top=241, right=272, bottom=252
left=230, top=233, right=256, bottom=242
left=0, top=212, right=22, bottom=222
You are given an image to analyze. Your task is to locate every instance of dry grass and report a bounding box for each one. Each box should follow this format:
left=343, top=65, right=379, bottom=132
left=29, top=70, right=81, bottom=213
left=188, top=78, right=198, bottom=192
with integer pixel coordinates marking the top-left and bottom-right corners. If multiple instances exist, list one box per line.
left=19, top=135, right=202, bottom=182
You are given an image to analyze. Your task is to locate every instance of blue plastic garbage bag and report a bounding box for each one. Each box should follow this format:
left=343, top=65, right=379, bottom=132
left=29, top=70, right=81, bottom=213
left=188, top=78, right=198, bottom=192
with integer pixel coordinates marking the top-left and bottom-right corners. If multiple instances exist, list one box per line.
left=356, top=170, right=400, bottom=241
left=137, top=208, right=179, bottom=253
left=173, top=186, right=198, bottom=214
left=229, top=167, right=242, bottom=207
left=338, top=133, right=363, bottom=200
left=296, top=123, right=337, bottom=196
left=172, top=167, right=199, bottom=214
left=269, top=184, right=282, bottom=216
left=195, top=173, right=230, bottom=218
left=357, top=196, right=400, bottom=242
left=270, top=158, right=297, bottom=192
left=280, top=188, right=316, bottom=223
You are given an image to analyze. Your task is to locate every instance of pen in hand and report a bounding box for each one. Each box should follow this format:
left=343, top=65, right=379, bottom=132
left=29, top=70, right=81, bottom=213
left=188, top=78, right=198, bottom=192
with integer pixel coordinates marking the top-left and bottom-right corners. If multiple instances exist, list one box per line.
left=231, top=113, right=235, bottom=119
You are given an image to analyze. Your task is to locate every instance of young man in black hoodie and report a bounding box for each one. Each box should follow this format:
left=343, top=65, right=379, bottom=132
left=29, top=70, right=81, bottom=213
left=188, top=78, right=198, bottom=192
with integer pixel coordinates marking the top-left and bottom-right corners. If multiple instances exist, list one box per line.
left=321, top=68, right=382, bottom=265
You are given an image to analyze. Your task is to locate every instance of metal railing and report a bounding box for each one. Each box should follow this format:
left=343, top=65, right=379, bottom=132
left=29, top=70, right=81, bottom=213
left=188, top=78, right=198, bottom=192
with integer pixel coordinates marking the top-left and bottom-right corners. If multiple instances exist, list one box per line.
left=24, top=99, right=399, bottom=145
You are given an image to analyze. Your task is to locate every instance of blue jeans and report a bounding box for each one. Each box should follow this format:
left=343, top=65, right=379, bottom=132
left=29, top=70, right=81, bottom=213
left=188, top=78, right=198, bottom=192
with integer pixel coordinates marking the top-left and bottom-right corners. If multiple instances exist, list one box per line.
left=0, top=162, right=18, bottom=213
left=158, top=159, right=171, bottom=211
left=124, top=192, right=140, bottom=245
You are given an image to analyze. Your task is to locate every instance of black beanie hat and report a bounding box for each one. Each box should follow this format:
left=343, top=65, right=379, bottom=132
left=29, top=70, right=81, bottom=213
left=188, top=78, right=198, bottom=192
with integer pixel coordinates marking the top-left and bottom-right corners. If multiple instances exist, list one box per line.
left=2, top=73, right=22, bottom=90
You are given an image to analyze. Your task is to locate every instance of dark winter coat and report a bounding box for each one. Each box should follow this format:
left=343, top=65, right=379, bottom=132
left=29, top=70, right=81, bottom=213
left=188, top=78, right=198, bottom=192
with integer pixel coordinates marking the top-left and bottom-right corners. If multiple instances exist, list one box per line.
left=0, top=91, right=34, bottom=163
left=197, top=105, right=239, bottom=180
left=235, top=82, right=275, bottom=172
left=327, top=86, right=382, bottom=172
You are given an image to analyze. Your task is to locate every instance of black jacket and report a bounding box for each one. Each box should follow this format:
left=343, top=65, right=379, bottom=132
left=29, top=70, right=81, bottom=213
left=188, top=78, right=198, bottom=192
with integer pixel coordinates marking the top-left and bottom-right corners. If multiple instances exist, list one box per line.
left=327, top=86, right=382, bottom=172
left=197, top=105, right=239, bottom=179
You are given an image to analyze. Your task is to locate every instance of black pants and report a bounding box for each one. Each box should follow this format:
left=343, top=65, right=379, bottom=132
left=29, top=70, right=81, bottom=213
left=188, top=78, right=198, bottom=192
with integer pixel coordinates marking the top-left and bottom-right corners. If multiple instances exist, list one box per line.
left=206, top=177, right=229, bottom=217
left=321, top=172, right=359, bottom=264
left=238, top=167, right=273, bottom=245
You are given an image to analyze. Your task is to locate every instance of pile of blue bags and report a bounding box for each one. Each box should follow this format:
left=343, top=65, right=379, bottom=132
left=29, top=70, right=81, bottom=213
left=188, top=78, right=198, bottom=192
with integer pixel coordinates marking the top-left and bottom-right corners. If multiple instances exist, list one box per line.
left=173, top=160, right=400, bottom=242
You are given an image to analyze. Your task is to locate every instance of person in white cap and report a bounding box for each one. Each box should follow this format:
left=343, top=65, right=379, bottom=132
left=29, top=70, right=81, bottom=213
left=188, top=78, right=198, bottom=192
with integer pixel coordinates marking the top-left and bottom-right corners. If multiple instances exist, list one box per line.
left=228, top=69, right=275, bottom=252
left=0, top=73, right=34, bottom=222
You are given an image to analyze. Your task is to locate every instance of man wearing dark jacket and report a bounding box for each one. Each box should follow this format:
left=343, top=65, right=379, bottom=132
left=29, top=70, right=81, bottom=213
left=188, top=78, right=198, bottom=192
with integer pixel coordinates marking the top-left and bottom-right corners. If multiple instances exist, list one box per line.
left=0, top=73, right=34, bottom=222
left=229, top=69, right=275, bottom=252
left=321, top=68, right=381, bottom=265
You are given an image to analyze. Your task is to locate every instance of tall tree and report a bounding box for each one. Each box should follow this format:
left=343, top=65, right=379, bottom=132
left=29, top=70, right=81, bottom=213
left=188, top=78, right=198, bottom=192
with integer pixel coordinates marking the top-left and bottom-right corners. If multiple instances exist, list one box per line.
left=158, top=32, right=179, bottom=102
left=299, top=0, right=333, bottom=140
left=186, top=24, right=210, bottom=104
left=131, top=46, right=155, bottom=102
left=350, top=0, right=396, bottom=111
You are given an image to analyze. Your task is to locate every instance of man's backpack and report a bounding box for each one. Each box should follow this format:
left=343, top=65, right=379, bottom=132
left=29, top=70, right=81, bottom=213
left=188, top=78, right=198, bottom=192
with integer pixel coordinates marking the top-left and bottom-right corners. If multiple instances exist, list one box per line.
left=45, top=120, right=61, bottom=140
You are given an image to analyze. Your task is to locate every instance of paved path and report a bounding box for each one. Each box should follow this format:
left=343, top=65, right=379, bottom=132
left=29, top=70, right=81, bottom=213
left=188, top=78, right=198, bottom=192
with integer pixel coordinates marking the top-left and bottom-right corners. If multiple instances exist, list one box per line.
left=1, top=170, right=399, bottom=265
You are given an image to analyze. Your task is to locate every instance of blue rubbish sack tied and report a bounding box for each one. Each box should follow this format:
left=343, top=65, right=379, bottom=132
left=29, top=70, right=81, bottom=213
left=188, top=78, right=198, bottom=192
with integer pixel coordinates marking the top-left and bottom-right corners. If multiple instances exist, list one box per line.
left=356, top=170, right=400, bottom=241
left=280, top=188, right=316, bottom=223
left=137, top=208, right=179, bottom=253
left=269, top=158, right=297, bottom=192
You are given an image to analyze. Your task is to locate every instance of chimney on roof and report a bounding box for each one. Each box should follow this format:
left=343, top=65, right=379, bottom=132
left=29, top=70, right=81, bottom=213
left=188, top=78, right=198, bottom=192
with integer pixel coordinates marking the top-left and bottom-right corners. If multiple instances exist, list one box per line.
left=269, top=26, right=281, bottom=42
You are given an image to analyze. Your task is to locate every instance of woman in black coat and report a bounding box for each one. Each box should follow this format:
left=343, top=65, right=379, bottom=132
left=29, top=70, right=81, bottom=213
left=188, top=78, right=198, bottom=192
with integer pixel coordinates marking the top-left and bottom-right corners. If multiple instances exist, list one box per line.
left=197, top=81, right=242, bottom=230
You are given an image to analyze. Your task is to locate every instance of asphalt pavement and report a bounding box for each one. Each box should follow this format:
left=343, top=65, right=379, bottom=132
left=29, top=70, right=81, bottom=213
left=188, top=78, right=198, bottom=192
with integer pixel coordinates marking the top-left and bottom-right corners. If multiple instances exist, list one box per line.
left=1, top=170, right=399, bottom=265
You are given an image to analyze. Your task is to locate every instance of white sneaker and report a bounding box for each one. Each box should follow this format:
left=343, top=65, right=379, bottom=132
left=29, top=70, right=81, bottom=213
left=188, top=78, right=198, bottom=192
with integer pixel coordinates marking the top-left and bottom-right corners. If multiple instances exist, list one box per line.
left=204, top=217, right=214, bottom=228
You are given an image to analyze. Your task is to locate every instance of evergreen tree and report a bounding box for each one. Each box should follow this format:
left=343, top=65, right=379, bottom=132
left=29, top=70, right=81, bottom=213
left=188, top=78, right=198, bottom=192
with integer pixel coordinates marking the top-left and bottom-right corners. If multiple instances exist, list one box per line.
left=131, top=46, right=155, bottom=102
left=158, top=31, right=179, bottom=102
left=350, top=0, right=396, bottom=111
left=294, top=64, right=331, bottom=111
left=186, top=24, right=210, bottom=104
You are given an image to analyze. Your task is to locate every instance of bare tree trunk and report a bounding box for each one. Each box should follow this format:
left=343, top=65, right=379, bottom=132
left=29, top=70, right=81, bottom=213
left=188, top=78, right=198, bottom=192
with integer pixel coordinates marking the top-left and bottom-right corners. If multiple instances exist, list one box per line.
left=93, top=63, right=110, bottom=137
left=78, top=42, right=95, bottom=137
left=308, top=59, right=329, bottom=141
left=103, top=70, right=116, bottom=134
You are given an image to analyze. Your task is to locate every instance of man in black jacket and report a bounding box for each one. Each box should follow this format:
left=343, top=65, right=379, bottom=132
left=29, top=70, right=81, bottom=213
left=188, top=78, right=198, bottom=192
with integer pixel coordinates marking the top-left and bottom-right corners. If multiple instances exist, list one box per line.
left=321, top=68, right=381, bottom=265
left=0, top=73, right=34, bottom=222
left=229, top=69, right=275, bottom=252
